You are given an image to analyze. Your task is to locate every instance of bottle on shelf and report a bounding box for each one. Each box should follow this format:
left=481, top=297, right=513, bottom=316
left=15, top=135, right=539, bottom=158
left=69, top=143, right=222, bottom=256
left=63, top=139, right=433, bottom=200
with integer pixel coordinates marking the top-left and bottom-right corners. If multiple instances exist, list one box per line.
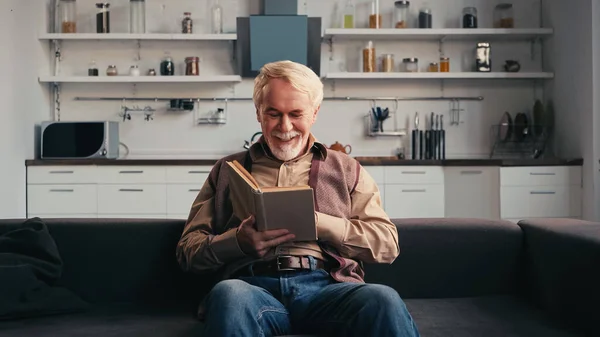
left=394, top=1, right=410, bottom=28
left=369, top=0, right=381, bottom=29
left=182, top=12, right=193, bottom=34
left=96, top=3, right=110, bottom=33
left=462, top=7, right=477, bottom=28
left=129, top=0, right=146, bottom=34
left=60, top=0, right=77, bottom=33
left=362, top=41, right=375, bottom=72
left=88, top=60, right=99, bottom=76
left=342, top=0, right=355, bottom=28
left=418, top=5, right=432, bottom=28
left=211, top=0, right=223, bottom=34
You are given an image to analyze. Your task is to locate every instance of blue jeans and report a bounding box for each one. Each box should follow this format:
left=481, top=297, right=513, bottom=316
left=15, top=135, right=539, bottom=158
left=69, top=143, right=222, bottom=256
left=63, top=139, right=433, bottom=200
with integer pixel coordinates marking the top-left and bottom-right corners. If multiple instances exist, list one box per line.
left=202, top=264, right=420, bottom=337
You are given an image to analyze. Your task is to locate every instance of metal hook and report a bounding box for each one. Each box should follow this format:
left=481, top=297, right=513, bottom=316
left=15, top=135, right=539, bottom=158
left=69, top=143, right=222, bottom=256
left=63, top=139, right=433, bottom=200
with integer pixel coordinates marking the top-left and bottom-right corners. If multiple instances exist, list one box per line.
left=393, top=99, right=399, bottom=115
left=370, top=99, right=377, bottom=109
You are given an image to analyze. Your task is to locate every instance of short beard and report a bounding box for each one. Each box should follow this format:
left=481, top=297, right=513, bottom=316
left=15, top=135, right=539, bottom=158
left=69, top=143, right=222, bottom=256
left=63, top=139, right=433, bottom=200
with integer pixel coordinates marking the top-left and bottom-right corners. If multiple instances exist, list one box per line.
left=266, top=130, right=303, bottom=161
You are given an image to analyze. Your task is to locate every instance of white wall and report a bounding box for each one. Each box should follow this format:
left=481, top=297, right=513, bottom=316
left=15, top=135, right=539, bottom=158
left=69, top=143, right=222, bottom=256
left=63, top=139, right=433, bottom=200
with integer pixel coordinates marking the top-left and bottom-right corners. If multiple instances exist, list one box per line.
left=542, top=0, right=597, bottom=221
left=48, top=0, right=544, bottom=160
left=0, top=2, right=50, bottom=218
left=593, top=0, right=600, bottom=222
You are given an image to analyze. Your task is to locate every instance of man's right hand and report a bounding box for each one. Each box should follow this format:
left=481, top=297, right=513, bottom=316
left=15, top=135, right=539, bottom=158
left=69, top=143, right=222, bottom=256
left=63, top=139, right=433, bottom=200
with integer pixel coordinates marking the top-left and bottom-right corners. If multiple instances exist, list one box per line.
left=236, top=215, right=296, bottom=258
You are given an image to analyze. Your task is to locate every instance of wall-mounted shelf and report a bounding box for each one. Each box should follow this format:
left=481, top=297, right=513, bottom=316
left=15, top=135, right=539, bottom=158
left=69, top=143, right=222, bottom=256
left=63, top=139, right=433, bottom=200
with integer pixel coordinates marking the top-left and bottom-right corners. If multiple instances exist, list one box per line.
left=39, top=33, right=237, bottom=41
left=324, top=72, right=554, bottom=80
left=323, top=28, right=553, bottom=41
left=39, top=75, right=242, bottom=83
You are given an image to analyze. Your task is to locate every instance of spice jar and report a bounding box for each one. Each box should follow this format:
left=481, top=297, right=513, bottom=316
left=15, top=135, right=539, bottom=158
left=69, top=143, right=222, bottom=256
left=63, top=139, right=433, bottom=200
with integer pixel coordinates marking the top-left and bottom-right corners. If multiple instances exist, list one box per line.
left=369, top=0, right=381, bottom=28
left=129, top=65, right=140, bottom=76
left=402, top=58, right=419, bottom=72
left=88, top=60, right=99, bottom=76
left=106, top=65, right=118, bottom=76
left=440, top=57, right=449, bottom=72
left=428, top=62, right=439, bottom=72
left=96, top=3, right=110, bottom=33
left=394, top=1, right=410, bottom=28
left=494, top=3, right=514, bottom=28
left=362, top=41, right=376, bottom=72
left=185, top=57, right=200, bottom=76
left=147, top=68, right=156, bottom=76
left=381, top=54, right=395, bottom=72
left=60, top=0, right=77, bottom=33
left=160, top=56, right=175, bottom=75
left=182, top=12, right=193, bottom=33
left=418, top=6, right=432, bottom=28
left=462, top=7, right=477, bottom=28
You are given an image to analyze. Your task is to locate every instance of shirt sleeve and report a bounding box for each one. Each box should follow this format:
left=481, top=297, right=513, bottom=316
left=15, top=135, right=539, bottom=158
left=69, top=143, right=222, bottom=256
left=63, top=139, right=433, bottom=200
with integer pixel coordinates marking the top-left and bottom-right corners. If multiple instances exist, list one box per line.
left=176, top=178, right=247, bottom=274
left=316, top=166, right=400, bottom=264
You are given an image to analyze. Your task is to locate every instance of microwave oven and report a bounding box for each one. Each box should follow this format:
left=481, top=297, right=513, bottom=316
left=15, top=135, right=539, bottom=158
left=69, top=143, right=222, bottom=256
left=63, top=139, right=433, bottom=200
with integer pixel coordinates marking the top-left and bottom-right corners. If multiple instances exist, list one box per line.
left=39, top=121, right=119, bottom=159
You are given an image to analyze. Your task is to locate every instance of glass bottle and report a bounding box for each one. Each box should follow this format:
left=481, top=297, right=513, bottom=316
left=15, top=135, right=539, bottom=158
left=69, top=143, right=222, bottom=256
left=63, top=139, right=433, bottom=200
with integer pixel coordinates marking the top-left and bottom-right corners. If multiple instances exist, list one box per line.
left=369, top=0, right=381, bottom=29
left=394, top=1, right=410, bottom=28
left=182, top=12, right=193, bottom=34
left=96, top=3, right=110, bottom=33
left=129, top=0, right=145, bottom=34
left=462, top=7, right=477, bottom=28
left=211, top=0, right=223, bottom=34
left=342, top=0, right=355, bottom=28
left=362, top=41, right=375, bottom=72
left=60, top=0, right=77, bottom=33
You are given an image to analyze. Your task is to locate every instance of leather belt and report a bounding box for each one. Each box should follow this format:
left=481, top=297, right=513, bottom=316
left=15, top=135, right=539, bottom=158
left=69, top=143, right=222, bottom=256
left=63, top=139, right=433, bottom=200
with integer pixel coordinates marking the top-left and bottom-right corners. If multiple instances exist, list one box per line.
left=249, top=255, right=327, bottom=275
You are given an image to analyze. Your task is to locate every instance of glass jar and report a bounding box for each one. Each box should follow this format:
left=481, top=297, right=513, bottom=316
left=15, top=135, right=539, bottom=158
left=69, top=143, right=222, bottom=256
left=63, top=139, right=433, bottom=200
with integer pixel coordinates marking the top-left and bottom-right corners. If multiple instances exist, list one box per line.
left=182, top=12, right=193, bottom=34
left=60, top=0, right=77, bottom=33
left=88, top=60, right=99, bottom=76
left=96, top=3, right=110, bottom=33
left=147, top=68, right=156, bottom=76
left=129, top=0, right=145, bottom=33
left=428, top=62, right=438, bottom=72
left=362, top=41, right=376, bottom=72
left=494, top=3, right=514, bottom=28
left=476, top=42, right=491, bottom=72
left=381, top=54, right=395, bottom=72
left=211, top=0, right=223, bottom=34
left=394, top=1, right=410, bottom=28
left=106, top=65, right=118, bottom=76
left=342, top=0, right=355, bottom=28
left=418, top=6, right=432, bottom=28
left=185, top=57, right=200, bottom=75
left=440, top=57, right=449, bottom=72
left=402, top=58, right=418, bottom=72
left=462, top=7, right=477, bottom=28
left=160, top=56, right=175, bottom=75
left=129, top=65, right=140, bottom=76
left=369, top=0, right=381, bottom=28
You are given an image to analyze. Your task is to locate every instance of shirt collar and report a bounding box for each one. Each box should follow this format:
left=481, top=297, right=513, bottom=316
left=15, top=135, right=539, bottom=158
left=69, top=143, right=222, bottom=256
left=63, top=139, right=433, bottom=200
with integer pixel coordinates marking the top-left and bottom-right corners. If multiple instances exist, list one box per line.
left=249, top=133, right=328, bottom=162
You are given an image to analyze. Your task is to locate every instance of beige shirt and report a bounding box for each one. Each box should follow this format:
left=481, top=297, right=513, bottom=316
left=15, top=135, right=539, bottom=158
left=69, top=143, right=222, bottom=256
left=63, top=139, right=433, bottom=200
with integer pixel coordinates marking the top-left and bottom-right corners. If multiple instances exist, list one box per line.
left=176, top=134, right=399, bottom=276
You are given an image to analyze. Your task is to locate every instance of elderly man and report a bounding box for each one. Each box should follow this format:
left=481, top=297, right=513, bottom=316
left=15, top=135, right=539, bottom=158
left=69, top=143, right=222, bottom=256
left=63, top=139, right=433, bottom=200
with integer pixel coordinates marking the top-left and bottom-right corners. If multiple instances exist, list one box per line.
left=176, top=60, right=419, bottom=337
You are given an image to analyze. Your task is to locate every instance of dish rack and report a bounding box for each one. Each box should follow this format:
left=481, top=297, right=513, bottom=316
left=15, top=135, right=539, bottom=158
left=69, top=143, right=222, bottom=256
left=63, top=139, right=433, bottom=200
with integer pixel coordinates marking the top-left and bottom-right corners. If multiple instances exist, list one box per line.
left=489, top=124, right=550, bottom=159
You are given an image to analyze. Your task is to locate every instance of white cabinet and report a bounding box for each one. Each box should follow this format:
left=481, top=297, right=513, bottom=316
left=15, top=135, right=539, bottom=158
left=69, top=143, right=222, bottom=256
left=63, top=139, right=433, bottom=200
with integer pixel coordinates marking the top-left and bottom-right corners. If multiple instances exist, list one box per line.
left=444, top=167, right=500, bottom=219
left=383, top=167, right=445, bottom=218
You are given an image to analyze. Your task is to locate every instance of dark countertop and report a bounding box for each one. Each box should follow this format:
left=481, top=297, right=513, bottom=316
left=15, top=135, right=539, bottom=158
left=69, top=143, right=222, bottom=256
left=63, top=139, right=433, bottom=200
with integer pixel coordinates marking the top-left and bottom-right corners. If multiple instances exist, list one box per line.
left=25, top=157, right=584, bottom=167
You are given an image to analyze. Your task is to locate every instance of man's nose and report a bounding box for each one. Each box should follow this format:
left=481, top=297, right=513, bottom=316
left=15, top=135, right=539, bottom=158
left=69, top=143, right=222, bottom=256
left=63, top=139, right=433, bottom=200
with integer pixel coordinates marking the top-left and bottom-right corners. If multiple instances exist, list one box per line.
left=279, top=115, right=293, bottom=132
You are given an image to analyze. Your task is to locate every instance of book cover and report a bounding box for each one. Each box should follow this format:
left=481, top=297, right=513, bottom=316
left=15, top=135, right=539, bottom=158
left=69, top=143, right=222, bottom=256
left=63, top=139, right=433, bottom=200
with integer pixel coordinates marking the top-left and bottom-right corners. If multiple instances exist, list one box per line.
left=226, top=160, right=317, bottom=241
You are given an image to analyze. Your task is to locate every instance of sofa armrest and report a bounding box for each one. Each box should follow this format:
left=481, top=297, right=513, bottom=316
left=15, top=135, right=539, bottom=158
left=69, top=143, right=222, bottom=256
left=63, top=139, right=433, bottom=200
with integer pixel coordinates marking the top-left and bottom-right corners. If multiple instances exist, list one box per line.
left=518, top=218, right=600, bottom=336
left=364, top=218, right=523, bottom=299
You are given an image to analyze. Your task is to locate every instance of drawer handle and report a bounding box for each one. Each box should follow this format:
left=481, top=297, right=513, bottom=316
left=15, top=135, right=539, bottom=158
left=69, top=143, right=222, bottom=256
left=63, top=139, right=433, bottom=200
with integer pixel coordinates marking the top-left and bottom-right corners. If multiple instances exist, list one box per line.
left=530, top=191, right=556, bottom=195
left=402, top=189, right=427, bottom=193
left=119, top=189, right=144, bottom=192
left=49, top=170, right=74, bottom=174
left=529, top=172, right=556, bottom=176
left=401, top=171, right=426, bottom=175
left=188, top=171, right=208, bottom=174
left=119, top=170, right=144, bottom=174
left=49, top=189, right=74, bottom=192
left=188, top=189, right=201, bottom=192
left=460, top=170, right=483, bottom=175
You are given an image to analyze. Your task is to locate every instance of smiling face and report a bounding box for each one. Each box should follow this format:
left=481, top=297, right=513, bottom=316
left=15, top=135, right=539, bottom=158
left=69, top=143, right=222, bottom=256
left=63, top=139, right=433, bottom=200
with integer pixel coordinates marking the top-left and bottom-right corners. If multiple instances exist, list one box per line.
left=257, top=78, right=319, bottom=161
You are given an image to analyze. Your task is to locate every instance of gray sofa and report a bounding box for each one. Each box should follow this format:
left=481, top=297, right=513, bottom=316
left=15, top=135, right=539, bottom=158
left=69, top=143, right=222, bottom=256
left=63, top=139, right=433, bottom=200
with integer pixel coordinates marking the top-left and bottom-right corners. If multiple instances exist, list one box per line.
left=0, top=217, right=598, bottom=337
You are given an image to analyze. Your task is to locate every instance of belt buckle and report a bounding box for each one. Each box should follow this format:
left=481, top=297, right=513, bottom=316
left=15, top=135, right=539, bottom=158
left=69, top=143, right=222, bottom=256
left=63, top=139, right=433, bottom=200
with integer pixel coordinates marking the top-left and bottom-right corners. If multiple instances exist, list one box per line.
left=276, top=255, right=296, bottom=272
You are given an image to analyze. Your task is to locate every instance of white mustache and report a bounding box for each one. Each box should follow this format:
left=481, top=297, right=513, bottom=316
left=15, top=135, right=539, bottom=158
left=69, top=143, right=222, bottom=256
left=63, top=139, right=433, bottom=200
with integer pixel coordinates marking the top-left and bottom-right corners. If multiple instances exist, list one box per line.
left=272, top=131, right=301, bottom=141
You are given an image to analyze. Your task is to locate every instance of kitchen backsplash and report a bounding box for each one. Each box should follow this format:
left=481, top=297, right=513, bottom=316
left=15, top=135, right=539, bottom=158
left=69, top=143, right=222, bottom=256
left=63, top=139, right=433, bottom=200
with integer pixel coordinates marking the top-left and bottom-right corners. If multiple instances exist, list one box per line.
left=46, top=0, right=546, bottom=159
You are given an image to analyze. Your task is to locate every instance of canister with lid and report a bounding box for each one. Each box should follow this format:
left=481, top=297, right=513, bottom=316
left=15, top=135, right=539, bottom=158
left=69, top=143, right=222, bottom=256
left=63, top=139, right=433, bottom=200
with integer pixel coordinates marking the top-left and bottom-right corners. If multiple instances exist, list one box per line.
left=185, top=57, right=200, bottom=76
left=494, top=3, right=514, bottom=28
left=476, top=42, right=491, bottom=72
left=394, top=1, right=410, bottom=28
left=402, top=58, right=419, bottom=72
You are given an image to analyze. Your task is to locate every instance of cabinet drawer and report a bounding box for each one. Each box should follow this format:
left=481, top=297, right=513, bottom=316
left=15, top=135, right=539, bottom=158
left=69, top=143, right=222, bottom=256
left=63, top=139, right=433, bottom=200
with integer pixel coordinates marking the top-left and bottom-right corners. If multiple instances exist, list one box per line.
left=384, top=167, right=444, bottom=185
left=384, top=184, right=444, bottom=218
left=28, top=166, right=97, bottom=184
left=166, top=166, right=212, bottom=184
left=500, top=167, right=580, bottom=186
left=98, top=184, right=167, bottom=214
left=444, top=167, right=500, bottom=219
left=28, top=185, right=97, bottom=214
left=500, top=186, right=571, bottom=218
left=96, top=166, right=166, bottom=184
left=167, top=184, right=203, bottom=215
left=363, top=166, right=385, bottom=185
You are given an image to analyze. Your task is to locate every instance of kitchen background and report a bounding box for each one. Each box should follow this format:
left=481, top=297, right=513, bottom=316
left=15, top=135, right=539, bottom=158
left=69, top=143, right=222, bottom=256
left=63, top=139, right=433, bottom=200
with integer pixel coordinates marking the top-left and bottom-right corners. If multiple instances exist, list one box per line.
left=0, top=0, right=598, bottom=221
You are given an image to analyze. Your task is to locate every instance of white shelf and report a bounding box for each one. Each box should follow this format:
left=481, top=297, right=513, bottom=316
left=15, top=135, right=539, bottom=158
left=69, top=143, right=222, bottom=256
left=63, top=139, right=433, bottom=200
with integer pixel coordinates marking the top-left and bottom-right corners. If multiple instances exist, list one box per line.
left=39, top=33, right=237, bottom=41
left=38, top=75, right=243, bottom=83
left=324, top=72, right=554, bottom=80
left=323, top=28, right=553, bottom=41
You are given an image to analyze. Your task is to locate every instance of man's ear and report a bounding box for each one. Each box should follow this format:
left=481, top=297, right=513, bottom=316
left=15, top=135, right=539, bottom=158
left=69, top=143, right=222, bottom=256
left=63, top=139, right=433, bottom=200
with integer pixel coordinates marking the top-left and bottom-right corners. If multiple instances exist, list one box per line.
left=256, top=109, right=261, bottom=123
left=312, top=105, right=320, bottom=123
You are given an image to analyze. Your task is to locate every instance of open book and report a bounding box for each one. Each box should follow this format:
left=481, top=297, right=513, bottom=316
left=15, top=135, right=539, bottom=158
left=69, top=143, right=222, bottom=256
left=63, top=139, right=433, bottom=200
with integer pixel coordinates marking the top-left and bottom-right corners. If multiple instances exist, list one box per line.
left=226, top=160, right=317, bottom=241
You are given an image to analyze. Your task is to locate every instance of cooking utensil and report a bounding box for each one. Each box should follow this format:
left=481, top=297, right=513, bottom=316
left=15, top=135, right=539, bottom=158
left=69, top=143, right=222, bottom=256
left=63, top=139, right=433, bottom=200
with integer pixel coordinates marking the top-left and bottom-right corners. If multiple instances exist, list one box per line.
left=412, top=112, right=419, bottom=160
left=424, top=114, right=431, bottom=159
left=440, top=115, right=445, bottom=159
left=514, top=112, right=529, bottom=142
left=498, top=111, right=513, bottom=142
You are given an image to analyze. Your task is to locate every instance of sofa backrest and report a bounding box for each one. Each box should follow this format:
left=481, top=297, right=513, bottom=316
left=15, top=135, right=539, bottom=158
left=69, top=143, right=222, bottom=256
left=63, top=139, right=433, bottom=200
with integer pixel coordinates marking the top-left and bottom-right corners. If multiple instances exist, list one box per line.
left=364, top=218, right=524, bottom=299
left=0, top=218, right=208, bottom=308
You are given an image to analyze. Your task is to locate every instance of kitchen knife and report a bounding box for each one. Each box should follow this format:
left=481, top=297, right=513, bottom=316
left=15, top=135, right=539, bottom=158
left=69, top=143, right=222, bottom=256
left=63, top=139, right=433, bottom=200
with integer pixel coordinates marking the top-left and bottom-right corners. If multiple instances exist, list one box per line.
left=412, top=112, right=419, bottom=160
left=434, top=114, right=439, bottom=160
left=440, top=115, right=446, bottom=160
left=425, top=114, right=431, bottom=160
